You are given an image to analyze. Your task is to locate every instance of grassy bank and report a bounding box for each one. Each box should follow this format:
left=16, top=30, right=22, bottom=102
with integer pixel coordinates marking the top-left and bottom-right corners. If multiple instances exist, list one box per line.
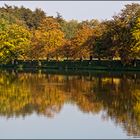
left=0, top=60, right=140, bottom=71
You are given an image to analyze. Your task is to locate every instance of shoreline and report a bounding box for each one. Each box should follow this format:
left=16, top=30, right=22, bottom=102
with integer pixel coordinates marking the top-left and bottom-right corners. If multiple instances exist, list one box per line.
left=0, top=67, right=140, bottom=79
left=0, top=60, right=140, bottom=72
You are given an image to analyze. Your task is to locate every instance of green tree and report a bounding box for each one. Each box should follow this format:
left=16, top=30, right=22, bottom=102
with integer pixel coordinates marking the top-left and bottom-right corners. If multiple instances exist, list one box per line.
left=60, top=20, right=79, bottom=39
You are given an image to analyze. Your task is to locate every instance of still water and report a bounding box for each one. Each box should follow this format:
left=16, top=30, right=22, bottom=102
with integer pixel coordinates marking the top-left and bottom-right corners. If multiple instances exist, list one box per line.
left=0, top=70, right=140, bottom=139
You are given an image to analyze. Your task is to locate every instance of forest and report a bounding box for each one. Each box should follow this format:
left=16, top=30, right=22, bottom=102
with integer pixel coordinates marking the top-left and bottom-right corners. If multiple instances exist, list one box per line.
left=0, top=3, right=140, bottom=65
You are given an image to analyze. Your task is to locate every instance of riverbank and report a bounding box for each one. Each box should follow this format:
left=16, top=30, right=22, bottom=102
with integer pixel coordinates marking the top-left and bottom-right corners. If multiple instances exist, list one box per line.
left=0, top=60, right=140, bottom=71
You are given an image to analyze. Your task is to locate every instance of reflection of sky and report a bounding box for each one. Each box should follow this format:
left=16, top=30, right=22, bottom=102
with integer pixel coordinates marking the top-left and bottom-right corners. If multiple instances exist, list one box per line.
left=0, top=1, right=140, bottom=21
left=0, top=104, right=130, bottom=139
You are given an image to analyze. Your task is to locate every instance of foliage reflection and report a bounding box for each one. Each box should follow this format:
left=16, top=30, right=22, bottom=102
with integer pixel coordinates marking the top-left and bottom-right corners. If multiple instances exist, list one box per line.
left=0, top=71, right=140, bottom=137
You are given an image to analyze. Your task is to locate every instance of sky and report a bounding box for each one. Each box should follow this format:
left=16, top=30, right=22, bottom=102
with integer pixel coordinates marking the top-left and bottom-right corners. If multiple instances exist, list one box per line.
left=0, top=1, right=140, bottom=21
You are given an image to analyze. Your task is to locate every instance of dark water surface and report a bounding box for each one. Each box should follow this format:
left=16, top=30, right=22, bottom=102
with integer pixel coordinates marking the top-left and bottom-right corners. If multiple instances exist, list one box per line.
left=0, top=70, right=140, bottom=139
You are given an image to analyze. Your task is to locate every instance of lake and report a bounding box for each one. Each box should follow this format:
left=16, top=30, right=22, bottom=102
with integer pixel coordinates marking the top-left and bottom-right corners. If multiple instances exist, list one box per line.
left=0, top=70, right=140, bottom=139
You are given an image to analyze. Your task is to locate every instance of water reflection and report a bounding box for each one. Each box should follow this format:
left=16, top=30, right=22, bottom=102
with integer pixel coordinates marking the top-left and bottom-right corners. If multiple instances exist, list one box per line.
left=0, top=70, right=140, bottom=137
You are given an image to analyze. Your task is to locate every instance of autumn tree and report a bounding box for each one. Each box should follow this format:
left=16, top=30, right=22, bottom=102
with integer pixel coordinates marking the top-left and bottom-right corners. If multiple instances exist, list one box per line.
left=93, top=3, right=140, bottom=63
left=70, top=23, right=94, bottom=59
left=0, top=21, right=31, bottom=63
left=56, top=40, right=73, bottom=60
left=28, top=17, right=65, bottom=60
left=93, top=20, right=119, bottom=60
left=131, top=17, right=140, bottom=60
left=112, top=3, right=140, bottom=64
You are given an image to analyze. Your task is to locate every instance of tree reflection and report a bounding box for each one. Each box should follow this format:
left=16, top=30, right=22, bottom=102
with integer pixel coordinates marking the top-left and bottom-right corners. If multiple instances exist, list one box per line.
left=0, top=70, right=140, bottom=137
